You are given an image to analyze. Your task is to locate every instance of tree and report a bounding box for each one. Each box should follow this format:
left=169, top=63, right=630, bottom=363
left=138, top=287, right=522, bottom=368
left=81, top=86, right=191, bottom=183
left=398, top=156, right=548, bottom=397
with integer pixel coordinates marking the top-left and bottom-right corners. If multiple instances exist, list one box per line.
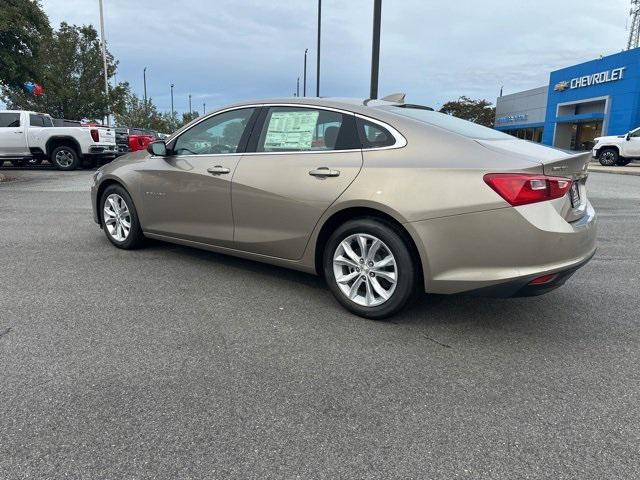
left=114, top=88, right=159, bottom=129
left=439, top=96, right=496, bottom=128
left=1, top=22, right=127, bottom=121
left=0, top=0, right=51, bottom=88
left=181, top=111, right=200, bottom=126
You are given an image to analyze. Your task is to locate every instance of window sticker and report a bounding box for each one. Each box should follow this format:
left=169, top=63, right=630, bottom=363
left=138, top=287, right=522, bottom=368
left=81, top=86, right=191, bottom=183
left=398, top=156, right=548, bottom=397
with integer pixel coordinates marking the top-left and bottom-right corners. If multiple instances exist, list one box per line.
left=264, top=110, right=319, bottom=150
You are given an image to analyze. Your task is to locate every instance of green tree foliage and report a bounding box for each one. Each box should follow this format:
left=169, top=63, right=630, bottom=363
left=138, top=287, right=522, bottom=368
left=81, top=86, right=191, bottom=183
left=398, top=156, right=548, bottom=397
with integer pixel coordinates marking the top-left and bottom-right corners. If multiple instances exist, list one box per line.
left=439, top=96, right=496, bottom=128
left=1, top=22, right=127, bottom=121
left=114, top=89, right=194, bottom=134
left=0, top=0, right=51, bottom=88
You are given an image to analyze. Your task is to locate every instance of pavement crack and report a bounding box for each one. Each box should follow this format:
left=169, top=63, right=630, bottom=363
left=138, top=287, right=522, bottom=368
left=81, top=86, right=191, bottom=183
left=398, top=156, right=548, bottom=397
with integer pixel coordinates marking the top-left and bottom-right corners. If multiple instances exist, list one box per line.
left=419, top=333, right=452, bottom=349
left=0, top=327, right=12, bottom=339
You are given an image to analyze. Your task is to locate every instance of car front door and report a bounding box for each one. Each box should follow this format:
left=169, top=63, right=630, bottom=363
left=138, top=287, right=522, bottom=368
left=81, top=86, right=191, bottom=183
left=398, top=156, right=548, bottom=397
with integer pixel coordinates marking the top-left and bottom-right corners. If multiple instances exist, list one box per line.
left=139, top=107, right=258, bottom=247
left=231, top=105, right=363, bottom=260
left=0, top=112, right=28, bottom=156
left=626, top=128, right=640, bottom=157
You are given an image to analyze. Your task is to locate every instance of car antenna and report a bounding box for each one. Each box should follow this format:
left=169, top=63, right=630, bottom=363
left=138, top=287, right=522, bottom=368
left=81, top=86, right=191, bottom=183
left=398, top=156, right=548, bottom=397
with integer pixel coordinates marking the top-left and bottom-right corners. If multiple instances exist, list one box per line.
left=364, top=93, right=406, bottom=106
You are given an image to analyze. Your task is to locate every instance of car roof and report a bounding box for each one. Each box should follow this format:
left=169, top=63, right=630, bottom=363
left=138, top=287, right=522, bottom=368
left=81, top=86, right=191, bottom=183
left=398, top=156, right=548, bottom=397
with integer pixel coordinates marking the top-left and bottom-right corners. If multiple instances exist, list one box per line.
left=217, top=97, right=404, bottom=116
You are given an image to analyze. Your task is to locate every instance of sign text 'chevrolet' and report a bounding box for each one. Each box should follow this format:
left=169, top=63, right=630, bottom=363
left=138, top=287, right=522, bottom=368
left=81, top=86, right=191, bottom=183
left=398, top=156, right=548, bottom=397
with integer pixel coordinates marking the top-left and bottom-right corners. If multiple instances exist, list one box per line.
left=555, top=67, right=626, bottom=92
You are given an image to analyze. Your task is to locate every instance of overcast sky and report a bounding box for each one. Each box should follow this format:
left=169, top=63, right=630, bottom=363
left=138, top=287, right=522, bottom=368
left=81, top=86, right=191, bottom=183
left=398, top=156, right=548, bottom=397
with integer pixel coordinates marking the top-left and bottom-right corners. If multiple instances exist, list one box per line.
left=33, top=0, right=632, bottom=113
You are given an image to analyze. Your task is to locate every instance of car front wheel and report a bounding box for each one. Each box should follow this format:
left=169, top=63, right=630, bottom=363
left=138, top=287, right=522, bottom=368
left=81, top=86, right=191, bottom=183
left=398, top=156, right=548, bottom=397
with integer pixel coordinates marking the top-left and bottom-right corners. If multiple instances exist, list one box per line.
left=323, top=218, right=417, bottom=320
left=598, top=148, right=618, bottom=166
left=100, top=185, right=145, bottom=249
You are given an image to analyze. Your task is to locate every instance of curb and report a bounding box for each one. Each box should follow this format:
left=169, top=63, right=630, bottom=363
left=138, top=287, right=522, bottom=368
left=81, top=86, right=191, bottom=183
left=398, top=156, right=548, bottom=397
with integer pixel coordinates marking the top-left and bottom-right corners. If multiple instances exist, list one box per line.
left=588, top=164, right=640, bottom=176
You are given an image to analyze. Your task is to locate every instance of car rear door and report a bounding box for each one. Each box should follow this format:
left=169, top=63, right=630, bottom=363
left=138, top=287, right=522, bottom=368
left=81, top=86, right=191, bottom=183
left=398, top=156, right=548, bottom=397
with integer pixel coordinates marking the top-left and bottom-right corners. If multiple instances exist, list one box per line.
left=231, top=105, right=363, bottom=260
left=139, top=107, right=259, bottom=247
left=0, top=112, right=28, bottom=156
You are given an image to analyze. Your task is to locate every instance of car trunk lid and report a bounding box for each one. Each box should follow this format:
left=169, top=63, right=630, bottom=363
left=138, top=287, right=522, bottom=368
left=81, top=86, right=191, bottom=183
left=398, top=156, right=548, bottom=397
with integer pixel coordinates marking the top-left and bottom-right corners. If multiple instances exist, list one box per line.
left=476, top=139, right=590, bottom=222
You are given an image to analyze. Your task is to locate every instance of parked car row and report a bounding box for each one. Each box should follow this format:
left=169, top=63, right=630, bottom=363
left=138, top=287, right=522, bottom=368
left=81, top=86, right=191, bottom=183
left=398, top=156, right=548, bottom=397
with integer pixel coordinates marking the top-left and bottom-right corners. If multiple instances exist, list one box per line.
left=0, top=110, right=164, bottom=170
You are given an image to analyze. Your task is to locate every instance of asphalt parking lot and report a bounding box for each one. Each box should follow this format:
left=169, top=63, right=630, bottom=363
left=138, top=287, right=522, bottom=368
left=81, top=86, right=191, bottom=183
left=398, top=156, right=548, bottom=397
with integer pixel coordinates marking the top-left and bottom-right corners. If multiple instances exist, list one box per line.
left=1, top=169, right=639, bottom=479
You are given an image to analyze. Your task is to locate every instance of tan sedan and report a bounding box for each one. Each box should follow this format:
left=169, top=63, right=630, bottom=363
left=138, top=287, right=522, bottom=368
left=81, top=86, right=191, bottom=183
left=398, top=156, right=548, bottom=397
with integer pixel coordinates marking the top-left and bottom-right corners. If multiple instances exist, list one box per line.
left=91, top=97, right=596, bottom=319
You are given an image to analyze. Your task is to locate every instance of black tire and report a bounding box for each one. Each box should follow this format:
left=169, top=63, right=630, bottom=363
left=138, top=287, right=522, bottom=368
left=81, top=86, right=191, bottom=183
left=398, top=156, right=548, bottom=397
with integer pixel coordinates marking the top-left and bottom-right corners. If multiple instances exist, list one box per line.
left=50, top=145, right=79, bottom=170
left=616, top=157, right=632, bottom=166
left=323, top=218, right=418, bottom=320
left=25, top=158, right=43, bottom=166
left=10, top=159, right=25, bottom=167
left=598, top=148, right=618, bottom=166
left=100, top=184, right=145, bottom=249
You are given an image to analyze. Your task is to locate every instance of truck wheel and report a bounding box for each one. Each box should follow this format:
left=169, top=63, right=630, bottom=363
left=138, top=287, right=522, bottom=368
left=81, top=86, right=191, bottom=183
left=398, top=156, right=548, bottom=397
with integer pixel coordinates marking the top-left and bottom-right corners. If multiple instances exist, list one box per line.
left=51, top=146, right=79, bottom=171
left=11, top=159, right=25, bottom=167
left=598, top=148, right=618, bottom=166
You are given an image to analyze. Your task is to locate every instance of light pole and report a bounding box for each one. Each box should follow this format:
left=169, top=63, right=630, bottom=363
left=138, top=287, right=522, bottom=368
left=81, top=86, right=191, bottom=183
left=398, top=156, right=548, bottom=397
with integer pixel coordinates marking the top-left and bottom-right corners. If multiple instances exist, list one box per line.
left=303, top=48, right=308, bottom=97
left=143, top=67, right=147, bottom=104
left=170, top=83, right=175, bottom=119
left=296, top=77, right=300, bottom=97
left=98, top=0, right=110, bottom=125
left=203, top=102, right=206, bottom=115
left=189, top=94, right=192, bottom=114
left=316, top=0, right=321, bottom=97
left=370, top=0, right=382, bottom=100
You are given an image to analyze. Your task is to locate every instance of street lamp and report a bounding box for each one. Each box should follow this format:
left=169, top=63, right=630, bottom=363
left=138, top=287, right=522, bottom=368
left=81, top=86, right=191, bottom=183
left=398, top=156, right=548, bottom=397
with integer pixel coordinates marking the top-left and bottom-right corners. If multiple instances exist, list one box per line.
left=170, top=83, right=175, bottom=119
left=98, top=0, right=110, bottom=125
left=203, top=102, right=206, bottom=115
left=370, top=0, right=382, bottom=100
left=303, top=48, right=308, bottom=97
left=143, top=67, right=147, bottom=104
left=189, top=93, right=192, bottom=114
left=296, top=77, right=300, bottom=97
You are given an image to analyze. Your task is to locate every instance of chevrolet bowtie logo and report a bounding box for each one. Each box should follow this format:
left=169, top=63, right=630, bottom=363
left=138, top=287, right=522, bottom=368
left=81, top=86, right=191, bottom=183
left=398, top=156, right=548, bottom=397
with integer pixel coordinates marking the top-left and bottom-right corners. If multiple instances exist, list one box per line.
left=554, top=81, right=569, bottom=92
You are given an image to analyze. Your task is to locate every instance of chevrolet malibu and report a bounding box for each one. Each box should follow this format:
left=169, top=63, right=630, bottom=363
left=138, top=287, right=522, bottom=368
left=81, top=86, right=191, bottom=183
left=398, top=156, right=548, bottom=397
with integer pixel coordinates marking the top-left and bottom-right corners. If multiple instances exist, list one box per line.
left=91, top=97, right=596, bottom=319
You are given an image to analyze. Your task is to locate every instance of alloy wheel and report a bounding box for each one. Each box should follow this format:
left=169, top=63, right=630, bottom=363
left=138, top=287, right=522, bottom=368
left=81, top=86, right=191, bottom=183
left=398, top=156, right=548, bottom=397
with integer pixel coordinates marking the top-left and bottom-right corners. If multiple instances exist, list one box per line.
left=600, top=151, right=616, bottom=166
left=55, top=149, right=75, bottom=168
left=103, top=193, right=132, bottom=242
left=332, top=233, right=397, bottom=307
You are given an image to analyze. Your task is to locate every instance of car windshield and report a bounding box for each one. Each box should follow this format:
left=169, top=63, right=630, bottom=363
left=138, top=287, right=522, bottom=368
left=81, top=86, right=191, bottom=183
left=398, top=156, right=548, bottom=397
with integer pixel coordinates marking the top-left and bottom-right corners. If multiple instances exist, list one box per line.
left=385, top=106, right=513, bottom=141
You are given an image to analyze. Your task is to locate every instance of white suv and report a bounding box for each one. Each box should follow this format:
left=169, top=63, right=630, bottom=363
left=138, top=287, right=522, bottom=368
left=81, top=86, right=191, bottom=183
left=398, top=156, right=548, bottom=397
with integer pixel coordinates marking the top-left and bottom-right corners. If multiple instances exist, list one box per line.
left=592, top=127, right=640, bottom=166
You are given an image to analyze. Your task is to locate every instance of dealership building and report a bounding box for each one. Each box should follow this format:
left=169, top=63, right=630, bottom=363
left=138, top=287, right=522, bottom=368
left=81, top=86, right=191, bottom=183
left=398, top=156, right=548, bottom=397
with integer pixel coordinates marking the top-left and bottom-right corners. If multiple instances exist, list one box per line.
left=495, top=48, right=640, bottom=151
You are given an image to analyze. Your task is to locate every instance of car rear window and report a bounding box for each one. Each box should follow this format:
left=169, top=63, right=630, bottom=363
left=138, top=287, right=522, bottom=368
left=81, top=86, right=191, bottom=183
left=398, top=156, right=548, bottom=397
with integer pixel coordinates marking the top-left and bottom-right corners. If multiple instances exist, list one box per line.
left=386, top=106, right=512, bottom=141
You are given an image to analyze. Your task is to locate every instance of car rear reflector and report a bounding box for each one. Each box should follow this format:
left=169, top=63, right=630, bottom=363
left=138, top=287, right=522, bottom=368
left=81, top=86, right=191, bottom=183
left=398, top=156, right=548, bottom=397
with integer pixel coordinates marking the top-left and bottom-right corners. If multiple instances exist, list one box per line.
left=90, top=129, right=100, bottom=142
left=529, top=274, right=558, bottom=285
left=483, top=173, right=572, bottom=207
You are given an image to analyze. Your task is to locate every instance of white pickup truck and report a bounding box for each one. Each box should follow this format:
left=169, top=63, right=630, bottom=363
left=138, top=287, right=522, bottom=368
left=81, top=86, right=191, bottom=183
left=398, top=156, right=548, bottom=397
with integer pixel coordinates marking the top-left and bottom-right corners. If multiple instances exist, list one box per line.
left=592, top=127, right=640, bottom=166
left=0, top=110, right=116, bottom=170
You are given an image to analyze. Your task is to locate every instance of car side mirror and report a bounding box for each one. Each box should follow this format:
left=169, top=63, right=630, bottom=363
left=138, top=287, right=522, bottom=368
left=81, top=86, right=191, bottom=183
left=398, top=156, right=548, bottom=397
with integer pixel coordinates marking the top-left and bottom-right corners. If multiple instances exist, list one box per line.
left=148, top=140, right=167, bottom=156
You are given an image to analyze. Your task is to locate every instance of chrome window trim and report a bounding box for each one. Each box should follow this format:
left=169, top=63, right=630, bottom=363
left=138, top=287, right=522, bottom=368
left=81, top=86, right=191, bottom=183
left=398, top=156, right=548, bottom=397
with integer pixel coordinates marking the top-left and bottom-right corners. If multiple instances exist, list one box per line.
left=164, top=103, right=407, bottom=157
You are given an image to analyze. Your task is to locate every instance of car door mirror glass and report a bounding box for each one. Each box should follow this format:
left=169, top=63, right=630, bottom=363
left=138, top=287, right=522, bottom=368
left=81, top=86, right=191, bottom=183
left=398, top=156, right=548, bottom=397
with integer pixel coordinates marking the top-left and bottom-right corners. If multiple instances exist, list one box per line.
left=148, top=141, right=167, bottom=156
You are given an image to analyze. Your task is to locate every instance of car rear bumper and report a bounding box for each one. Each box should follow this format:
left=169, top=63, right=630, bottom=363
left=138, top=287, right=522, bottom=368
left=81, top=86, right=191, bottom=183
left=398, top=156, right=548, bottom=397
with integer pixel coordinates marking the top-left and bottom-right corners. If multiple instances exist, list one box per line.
left=88, top=144, right=117, bottom=155
left=406, top=199, right=597, bottom=295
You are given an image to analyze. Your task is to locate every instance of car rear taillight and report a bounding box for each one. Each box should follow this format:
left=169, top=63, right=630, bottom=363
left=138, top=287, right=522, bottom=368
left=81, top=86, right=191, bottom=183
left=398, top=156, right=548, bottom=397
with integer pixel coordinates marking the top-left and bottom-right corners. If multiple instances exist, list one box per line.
left=483, top=173, right=572, bottom=207
left=90, top=129, right=100, bottom=142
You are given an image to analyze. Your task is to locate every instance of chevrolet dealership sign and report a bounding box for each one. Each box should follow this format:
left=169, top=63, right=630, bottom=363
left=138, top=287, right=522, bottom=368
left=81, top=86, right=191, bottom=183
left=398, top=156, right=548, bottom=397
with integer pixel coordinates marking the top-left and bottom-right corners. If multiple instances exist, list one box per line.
left=555, top=67, right=626, bottom=92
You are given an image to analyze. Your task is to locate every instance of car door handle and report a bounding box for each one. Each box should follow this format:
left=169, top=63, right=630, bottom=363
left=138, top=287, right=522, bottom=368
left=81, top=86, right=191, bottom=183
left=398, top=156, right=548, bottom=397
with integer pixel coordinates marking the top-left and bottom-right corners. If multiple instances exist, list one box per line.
left=14, top=131, right=23, bottom=134
left=207, top=166, right=231, bottom=175
left=309, top=167, right=340, bottom=178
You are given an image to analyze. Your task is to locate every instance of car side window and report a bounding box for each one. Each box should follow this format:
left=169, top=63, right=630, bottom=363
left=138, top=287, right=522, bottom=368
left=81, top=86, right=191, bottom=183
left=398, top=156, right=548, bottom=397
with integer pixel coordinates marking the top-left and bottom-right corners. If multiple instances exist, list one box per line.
left=256, top=107, right=359, bottom=153
left=173, top=108, right=255, bottom=155
left=29, top=114, right=47, bottom=127
left=0, top=113, right=21, bottom=128
left=356, top=118, right=395, bottom=149
left=630, top=128, right=640, bottom=138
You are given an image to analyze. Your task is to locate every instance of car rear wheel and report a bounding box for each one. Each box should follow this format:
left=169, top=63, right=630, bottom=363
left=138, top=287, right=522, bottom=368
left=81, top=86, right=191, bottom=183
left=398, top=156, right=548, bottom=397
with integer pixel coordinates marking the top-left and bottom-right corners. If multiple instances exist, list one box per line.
left=323, top=218, right=417, bottom=320
left=598, top=148, right=618, bottom=166
left=100, top=185, right=145, bottom=249
left=51, top=145, right=79, bottom=170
